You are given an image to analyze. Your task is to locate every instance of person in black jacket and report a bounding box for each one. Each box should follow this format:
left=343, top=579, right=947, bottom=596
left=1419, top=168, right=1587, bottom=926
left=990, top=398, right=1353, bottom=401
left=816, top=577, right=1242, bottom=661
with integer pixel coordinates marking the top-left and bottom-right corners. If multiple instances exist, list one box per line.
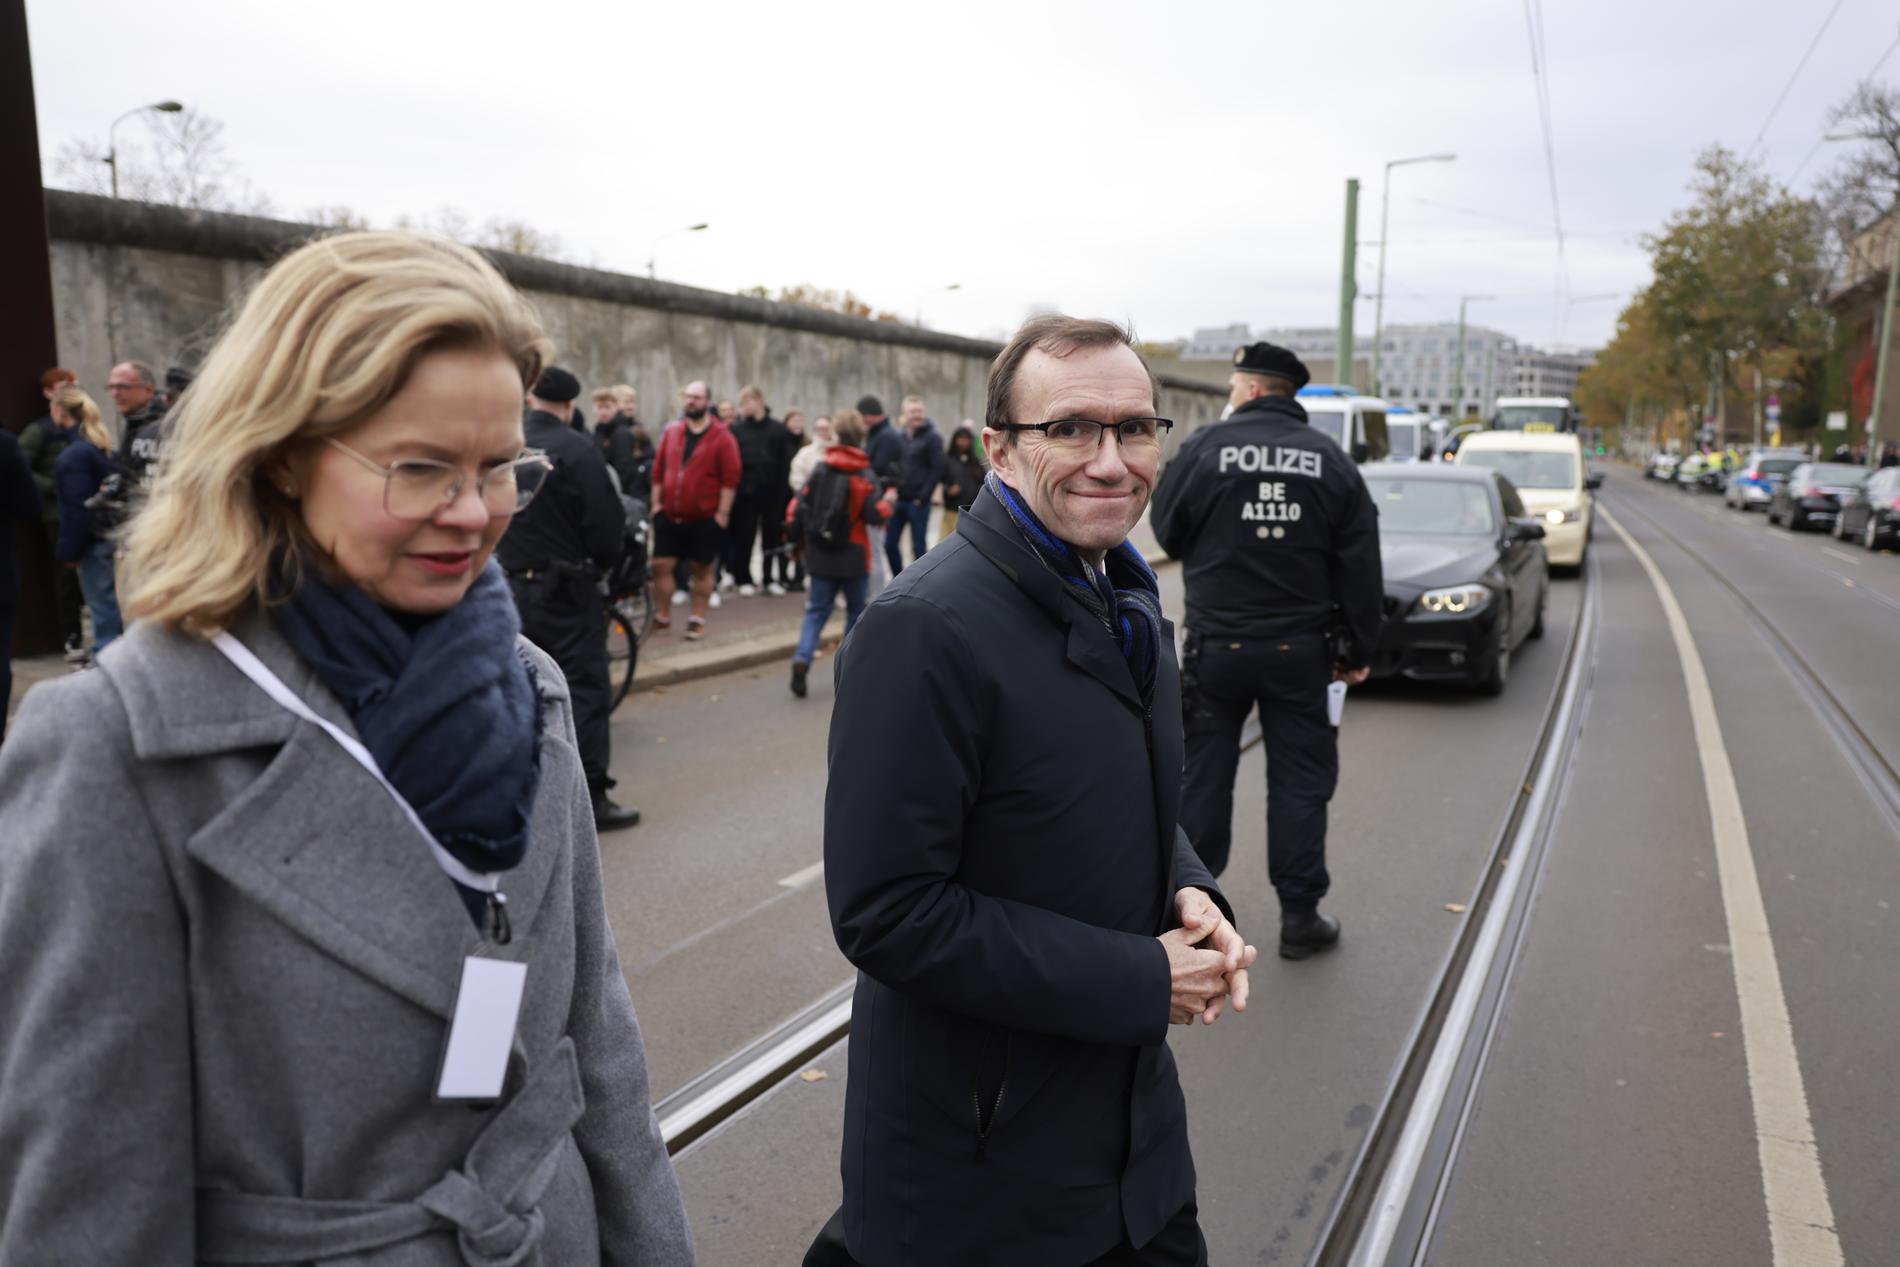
left=109, top=361, right=168, bottom=486
left=939, top=422, right=985, bottom=538
left=881, top=395, right=946, bottom=576
left=807, top=316, right=1258, bottom=1267
left=1151, top=342, right=1382, bottom=961
left=727, top=385, right=794, bottom=595
left=498, top=366, right=638, bottom=830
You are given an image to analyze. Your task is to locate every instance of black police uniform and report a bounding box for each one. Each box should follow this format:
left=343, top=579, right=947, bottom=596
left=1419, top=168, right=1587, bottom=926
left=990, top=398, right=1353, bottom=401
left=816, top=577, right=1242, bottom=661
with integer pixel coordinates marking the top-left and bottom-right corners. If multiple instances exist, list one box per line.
left=1150, top=353, right=1381, bottom=933
left=498, top=405, right=629, bottom=819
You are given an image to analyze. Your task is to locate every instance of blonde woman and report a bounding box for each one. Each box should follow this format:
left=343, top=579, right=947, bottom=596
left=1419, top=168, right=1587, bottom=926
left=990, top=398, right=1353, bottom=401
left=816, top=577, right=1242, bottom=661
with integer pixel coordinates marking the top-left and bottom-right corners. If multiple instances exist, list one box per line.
left=0, top=232, right=695, bottom=1266
left=49, top=383, right=125, bottom=652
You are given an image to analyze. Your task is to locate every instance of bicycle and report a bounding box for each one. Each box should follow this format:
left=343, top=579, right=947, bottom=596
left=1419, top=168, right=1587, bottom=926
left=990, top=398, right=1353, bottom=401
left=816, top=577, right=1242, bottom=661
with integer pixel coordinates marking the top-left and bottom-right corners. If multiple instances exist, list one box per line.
left=604, top=508, right=655, bottom=711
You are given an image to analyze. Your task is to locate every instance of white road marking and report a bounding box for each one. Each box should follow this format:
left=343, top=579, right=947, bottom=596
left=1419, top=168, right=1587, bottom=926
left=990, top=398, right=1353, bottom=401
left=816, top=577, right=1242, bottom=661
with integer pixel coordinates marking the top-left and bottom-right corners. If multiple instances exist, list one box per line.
left=776, top=860, right=825, bottom=890
left=1601, top=506, right=1843, bottom=1267
left=1819, top=547, right=1861, bottom=567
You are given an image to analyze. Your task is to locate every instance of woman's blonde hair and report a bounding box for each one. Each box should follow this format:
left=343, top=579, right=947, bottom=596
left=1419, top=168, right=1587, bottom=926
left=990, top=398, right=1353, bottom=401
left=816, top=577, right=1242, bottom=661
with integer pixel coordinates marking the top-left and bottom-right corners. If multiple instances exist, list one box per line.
left=120, top=231, right=552, bottom=634
left=49, top=384, right=110, bottom=450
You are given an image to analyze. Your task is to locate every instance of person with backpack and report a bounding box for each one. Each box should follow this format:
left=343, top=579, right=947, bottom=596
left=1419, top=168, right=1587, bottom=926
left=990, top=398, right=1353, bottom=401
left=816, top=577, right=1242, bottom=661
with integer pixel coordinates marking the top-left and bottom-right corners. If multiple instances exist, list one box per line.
left=786, top=408, right=893, bottom=698
left=50, top=385, right=128, bottom=655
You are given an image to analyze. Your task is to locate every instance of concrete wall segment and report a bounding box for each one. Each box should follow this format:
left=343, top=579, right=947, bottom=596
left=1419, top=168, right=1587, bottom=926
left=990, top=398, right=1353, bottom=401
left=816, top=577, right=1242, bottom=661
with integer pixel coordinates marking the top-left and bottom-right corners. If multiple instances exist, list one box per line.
left=43, top=190, right=1223, bottom=448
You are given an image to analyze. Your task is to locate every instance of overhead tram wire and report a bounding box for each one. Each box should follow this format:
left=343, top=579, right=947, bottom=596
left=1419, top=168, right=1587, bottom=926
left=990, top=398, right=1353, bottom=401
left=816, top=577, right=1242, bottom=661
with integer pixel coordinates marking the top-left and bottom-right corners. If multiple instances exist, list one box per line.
left=1745, top=0, right=1847, bottom=161
left=1789, top=24, right=1900, bottom=184
left=1521, top=0, right=1568, bottom=337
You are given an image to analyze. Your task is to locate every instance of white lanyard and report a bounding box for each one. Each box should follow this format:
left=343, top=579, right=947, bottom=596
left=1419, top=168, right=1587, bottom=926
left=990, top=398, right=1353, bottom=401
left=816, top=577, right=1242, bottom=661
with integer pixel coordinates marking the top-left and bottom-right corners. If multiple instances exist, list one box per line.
left=211, top=632, right=512, bottom=939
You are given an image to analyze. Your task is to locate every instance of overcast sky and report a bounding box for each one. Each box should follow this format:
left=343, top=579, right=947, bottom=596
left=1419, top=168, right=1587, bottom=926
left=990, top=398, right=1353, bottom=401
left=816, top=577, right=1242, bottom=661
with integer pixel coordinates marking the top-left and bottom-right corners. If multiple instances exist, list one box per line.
left=27, top=0, right=1900, bottom=353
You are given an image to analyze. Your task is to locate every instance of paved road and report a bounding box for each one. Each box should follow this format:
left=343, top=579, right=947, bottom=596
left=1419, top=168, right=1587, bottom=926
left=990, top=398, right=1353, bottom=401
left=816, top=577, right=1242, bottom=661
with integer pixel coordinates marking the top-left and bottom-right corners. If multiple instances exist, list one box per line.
left=1427, top=468, right=1899, bottom=1266
left=629, top=552, right=1587, bottom=1263
left=603, top=467, right=1899, bottom=1264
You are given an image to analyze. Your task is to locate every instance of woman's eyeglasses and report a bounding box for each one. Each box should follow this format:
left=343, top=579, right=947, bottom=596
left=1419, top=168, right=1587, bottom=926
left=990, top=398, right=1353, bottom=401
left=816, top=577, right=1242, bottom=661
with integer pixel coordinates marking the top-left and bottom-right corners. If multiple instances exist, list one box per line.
left=325, top=438, right=553, bottom=521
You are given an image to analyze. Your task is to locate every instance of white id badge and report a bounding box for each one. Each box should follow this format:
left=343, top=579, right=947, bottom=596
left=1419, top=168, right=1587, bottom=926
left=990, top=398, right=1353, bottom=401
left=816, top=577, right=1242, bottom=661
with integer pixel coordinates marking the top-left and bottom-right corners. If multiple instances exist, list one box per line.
left=435, top=956, right=529, bottom=1101
left=1327, top=680, right=1348, bottom=728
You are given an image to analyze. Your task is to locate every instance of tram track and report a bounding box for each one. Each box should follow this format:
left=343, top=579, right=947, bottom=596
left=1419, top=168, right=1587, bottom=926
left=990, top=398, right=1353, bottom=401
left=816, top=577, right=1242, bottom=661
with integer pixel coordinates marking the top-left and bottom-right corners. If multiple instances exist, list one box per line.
left=1603, top=486, right=1900, bottom=837
left=1307, top=549, right=1601, bottom=1267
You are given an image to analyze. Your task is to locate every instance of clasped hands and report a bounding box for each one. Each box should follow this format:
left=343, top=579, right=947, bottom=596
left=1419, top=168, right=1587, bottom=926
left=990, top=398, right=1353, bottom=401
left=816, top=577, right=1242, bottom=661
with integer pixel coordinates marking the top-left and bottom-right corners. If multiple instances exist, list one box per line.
left=1159, top=888, right=1258, bottom=1027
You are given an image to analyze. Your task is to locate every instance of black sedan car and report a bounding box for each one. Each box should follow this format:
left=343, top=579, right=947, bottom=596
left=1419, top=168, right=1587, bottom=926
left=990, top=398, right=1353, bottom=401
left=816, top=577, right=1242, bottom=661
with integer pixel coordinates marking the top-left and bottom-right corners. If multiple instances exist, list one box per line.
left=1833, top=465, right=1900, bottom=550
left=1766, top=462, right=1869, bottom=531
left=1363, top=464, right=1549, bottom=696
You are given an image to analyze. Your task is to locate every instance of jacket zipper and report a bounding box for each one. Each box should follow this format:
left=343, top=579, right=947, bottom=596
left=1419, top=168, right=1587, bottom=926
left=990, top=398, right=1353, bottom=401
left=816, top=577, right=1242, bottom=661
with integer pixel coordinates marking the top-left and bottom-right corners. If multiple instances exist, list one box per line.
left=973, top=1029, right=1011, bottom=1160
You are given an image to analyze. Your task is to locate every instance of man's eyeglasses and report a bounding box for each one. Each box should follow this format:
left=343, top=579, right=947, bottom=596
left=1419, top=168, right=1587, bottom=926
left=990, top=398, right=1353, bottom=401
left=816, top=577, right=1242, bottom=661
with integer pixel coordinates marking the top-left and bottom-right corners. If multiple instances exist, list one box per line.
left=993, top=417, right=1174, bottom=452
left=325, top=438, right=553, bottom=521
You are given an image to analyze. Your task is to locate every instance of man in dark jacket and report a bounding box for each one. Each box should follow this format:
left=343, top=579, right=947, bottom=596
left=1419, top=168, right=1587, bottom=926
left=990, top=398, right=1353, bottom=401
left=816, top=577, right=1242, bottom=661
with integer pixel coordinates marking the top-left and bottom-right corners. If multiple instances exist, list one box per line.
left=1151, top=343, right=1382, bottom=961
left=727, top=385, right=794, bottom=595
left=810, top=316, right=1259, bottom=1267
left=882, top=394, right=946, bottom=576
left=109, top=361, right=167, bottom=485
left=497, top=367, right=639, bottom=830
left=18, top=368, right=84, bottom=659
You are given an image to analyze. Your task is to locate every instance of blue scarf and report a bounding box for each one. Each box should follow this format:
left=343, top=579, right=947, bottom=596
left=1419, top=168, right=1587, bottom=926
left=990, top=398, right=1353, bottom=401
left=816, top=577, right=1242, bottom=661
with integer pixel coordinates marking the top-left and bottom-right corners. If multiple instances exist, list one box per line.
left=985, top=472, right=1164, bottom=706
left=273, top=559, right=543, bottom=922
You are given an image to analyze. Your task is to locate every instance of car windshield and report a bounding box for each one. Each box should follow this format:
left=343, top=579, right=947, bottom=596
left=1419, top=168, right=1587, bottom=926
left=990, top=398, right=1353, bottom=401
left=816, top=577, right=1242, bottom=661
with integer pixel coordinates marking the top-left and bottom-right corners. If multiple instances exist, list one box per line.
left=1808, top=464, right=1868, bottom=485
left=1460, top=448, right=1578, bottom=489
left=1387, top=420, right=1419, bottom=457
left=1305, top=408, right=1346, bottom=448
left=1757, top=459, right=1800, bottom=476
left=1365, top=478, right=1497, bottom=536
left=1495, top=405, right=1568, bottom=429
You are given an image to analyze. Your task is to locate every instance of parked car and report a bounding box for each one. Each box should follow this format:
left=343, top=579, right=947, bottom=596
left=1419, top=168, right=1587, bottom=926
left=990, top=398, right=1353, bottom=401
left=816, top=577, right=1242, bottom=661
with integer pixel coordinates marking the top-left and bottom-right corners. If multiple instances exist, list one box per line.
left=1362, top=463, right=1548, bottom=696
left=1725, top=449, right=1806, bottom=511
left=1832, top=466, right=1900, bottom=549
left=1454, top=429, right=1598, bottom=568
left=1766, top=462, right=1870, bottom=531
left=1645, top=452, right=1681, bottom=481
left=1674, top=452, right=1708, bottom=490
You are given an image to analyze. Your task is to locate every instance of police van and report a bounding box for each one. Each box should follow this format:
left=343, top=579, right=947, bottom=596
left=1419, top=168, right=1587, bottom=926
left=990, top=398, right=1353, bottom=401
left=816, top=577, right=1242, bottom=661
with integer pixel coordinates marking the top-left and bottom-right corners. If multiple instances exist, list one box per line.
left=1294, top=385, right=1391, bottom=463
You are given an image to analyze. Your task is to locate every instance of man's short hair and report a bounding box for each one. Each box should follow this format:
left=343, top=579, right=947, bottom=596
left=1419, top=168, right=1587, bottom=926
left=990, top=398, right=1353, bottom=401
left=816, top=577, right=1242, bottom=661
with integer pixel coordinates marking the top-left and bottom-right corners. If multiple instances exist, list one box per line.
left=121, top=361, right=158, bottom=389
left=738, top=384, right=764, bottom=404
left=41, top=367, right=76, bottom=391
left=902, top=394, right=924, bottom=408
left=831, top=408, right=866, bottom=447
left=984, top=315, right=1160, bottom=446
left=611, top=383, right=637, bottom=408
left=1242, top=371, right=1298, bottom=398
left=590, top=387, right=618, bottom=408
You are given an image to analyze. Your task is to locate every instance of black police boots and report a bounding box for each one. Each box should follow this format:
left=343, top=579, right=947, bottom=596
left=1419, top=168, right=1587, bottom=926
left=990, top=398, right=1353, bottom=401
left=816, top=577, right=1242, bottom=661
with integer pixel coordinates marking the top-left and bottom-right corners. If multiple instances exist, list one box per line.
left=1279, top=908, right=1341, bottom=960
left=593, top=795, right=641, bottom=831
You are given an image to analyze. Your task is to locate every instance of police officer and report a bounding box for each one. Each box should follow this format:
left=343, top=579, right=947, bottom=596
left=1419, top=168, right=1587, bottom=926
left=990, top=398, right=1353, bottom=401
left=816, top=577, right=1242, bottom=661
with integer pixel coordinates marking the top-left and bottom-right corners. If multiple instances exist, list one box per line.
left=498, top=366, right=641, bottom=830
left=1151, top=342, right=1382, bottom=960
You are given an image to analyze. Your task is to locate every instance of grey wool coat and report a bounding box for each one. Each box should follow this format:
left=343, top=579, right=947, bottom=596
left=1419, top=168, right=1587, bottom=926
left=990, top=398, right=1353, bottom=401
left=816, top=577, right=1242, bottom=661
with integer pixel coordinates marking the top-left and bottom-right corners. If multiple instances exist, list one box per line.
left=0, top=613, right=694, bottom=1267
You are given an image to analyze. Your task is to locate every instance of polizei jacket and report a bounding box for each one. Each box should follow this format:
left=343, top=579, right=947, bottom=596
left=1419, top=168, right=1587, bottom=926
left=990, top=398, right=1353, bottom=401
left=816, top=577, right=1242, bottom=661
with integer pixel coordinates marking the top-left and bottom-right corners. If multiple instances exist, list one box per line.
left=1151, top=394, right=1384, bottom=664
left=0, top=615, right=694, bottom=1266
left=822, top=485, right=1232, bottom=1266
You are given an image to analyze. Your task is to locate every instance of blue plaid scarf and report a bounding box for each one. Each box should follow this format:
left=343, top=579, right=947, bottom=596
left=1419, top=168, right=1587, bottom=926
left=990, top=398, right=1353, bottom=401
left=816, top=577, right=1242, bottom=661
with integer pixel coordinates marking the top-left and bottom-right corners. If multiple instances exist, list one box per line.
left=985, top=472, right=1164, bottom=706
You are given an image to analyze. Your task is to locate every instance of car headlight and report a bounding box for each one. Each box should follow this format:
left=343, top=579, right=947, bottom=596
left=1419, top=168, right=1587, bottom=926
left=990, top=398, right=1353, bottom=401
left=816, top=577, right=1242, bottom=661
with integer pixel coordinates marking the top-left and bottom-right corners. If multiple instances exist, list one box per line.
left=1544, top=507, right=1581, bottom=524
left=1411, top=584, right=1493, bottom=617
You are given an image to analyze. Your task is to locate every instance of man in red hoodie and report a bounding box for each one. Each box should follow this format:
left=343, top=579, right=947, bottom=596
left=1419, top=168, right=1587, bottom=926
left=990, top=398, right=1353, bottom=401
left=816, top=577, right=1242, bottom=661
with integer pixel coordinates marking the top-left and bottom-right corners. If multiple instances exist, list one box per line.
left=785, top=409, right=893, bottom=698
left=651, top=380, right=741, bottom=640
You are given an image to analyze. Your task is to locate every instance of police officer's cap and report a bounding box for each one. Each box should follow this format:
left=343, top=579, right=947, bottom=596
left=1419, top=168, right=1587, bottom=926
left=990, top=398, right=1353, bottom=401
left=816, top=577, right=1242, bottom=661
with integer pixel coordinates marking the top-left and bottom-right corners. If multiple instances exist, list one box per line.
left=533, top=366, right=581, bottom=402
left=1232, top=342, right=1310, bottom=390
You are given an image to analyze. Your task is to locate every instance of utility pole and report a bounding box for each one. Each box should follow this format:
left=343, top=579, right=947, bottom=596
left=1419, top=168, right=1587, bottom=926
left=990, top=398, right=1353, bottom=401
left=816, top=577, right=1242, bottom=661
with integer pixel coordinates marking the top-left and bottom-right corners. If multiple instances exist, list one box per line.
left=1455, top=294, right=1493, bottom=419
left=3, top=0, right=63, bottom=654
left=1337, top=179, right=1358, bottom=390
left=1867, top=206, right=1899, bottom=466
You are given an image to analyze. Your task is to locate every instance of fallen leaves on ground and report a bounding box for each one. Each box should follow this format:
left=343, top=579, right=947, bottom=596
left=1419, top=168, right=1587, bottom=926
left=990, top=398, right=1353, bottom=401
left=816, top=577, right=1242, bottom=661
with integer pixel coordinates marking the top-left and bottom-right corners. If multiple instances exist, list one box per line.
left=1443, top=903, right=1468, bottom=914
left=799, top=1069, right=828, bottom=1083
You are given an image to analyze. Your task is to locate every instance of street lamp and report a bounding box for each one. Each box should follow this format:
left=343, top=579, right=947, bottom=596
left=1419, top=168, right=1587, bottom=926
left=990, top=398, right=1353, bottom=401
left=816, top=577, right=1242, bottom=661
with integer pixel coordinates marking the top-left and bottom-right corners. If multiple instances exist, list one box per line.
left=1826, top=131, right=1896, bottom=466
left=1370, top=152, right=1457, bottom=396
left=1454, top=295, right=1494, bottom=419
left=105, top=100, right=183, bottom=199
left=647, top=222, right=709, bottom=280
